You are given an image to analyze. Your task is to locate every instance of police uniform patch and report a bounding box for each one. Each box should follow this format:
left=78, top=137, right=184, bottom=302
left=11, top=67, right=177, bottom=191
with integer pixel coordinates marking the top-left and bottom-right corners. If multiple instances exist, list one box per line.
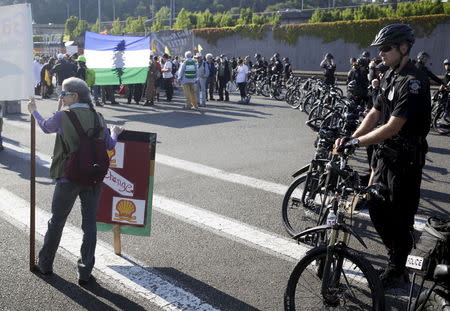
left=409, top=80, right=421, bottom=94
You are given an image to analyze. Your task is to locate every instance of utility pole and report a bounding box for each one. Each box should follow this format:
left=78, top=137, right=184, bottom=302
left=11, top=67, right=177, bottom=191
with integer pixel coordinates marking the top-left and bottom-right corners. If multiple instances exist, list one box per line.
left=78, top=0, right=81, bottom=20
left=169, top=0, right=173, bottom=28
left=113, top=0, right=116, bottom=20
left=98, top=0, right=101, bottom=32
left=66, top=3, right=70, bottom=19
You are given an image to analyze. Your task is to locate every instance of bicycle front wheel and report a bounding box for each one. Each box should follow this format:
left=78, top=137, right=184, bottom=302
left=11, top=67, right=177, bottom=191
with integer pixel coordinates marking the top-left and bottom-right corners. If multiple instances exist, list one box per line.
left=284, top=246, right=385, bottom=311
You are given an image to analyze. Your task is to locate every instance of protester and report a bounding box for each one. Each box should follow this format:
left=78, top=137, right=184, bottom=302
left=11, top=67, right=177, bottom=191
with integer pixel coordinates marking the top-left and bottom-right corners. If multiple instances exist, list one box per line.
left=33, top=56, right=43, bottom=94
left=205, top=53, right=217, bottom=101
left=144, top=54, right=159, bottom=106
left=178, top=51, right=198, bottom=110
left=40, top=57, right=55, bottom=99
left=235, top=59, right=249, bottom=104
left=75, top=55, right=87, bottom=81
left=195, top=53, right=209, bottom=107
left=217, top=54, right=232, bottom=101
left=0, top=101, right=5, bottom=151
left=161, top=53, right=174, bottom=102
left=27, top=77, right=124, bottom=285
left=52, top=53, right=76, bottom=95
left=154, top=56, right=162, bottom=102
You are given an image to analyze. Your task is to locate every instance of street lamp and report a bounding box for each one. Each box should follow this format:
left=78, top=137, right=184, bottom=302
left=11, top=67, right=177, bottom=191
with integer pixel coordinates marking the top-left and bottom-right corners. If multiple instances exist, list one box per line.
left=78, top=0, right=81, bottom=20
left=98, top=0, right=101, bottom=33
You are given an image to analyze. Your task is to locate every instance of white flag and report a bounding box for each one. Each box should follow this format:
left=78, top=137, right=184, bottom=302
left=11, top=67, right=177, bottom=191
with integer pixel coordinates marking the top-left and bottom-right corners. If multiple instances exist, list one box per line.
left=0, top=4, right=34, bottom=100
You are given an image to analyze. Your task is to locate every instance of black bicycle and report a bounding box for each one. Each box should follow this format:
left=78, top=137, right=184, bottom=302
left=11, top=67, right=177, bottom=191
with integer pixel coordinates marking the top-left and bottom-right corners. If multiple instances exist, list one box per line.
left=284, top=148, right=386, bottom=311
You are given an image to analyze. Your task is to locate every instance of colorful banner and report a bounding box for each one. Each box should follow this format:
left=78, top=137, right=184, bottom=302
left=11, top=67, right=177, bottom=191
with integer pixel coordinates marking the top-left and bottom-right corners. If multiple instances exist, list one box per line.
left=0, top=3, right=34, bottom=100
left=84, top=31, right=150, bottom=86
left=97, top=130, right=157, bottom=236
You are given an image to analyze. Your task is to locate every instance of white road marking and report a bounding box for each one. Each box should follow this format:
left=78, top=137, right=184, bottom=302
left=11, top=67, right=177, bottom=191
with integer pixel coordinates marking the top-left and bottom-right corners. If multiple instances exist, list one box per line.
left=1, top=140, right=428, bottom=231
left=0, top=188, right=220, bottom=311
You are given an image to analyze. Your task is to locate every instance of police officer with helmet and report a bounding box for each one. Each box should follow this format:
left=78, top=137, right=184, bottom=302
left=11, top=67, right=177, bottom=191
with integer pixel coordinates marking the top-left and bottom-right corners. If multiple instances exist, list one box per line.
left=336, top=24, right=431, bottom=289
left=416, top=51, right=445, bottom=86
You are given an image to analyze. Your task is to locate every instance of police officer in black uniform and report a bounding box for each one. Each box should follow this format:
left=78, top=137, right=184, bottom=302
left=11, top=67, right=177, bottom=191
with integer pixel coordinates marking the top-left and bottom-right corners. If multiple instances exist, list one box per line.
left=415, top=51, right=445, bottom=86
left=336, top=24, right=431, bottom=289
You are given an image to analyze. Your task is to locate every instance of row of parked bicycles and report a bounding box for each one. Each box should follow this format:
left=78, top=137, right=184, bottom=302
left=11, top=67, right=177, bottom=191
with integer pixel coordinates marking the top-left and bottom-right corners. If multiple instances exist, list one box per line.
left=278, top=77, right=450, bottom=310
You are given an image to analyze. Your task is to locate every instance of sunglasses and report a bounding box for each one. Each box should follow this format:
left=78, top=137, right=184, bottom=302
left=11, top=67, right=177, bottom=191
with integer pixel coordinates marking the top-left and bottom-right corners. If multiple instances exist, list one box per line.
left=60, top=90, right=76, bottom=96
left=378, top=45, right=396, bottom=53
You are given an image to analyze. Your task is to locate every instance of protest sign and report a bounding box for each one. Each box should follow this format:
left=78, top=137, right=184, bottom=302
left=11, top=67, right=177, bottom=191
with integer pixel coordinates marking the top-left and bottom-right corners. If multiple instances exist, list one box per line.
left=0, top=3, right=34, bottom=100
left=97, top=131, right=156, bottom=238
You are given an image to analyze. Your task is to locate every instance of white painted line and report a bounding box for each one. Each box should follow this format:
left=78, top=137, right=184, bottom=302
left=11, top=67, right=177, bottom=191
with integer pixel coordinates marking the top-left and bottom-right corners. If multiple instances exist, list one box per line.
left=1, top=141, right=429, bottom=232
left=0, top=188, right=220, bottom=311
left=153, top=195, right=310, bottom=261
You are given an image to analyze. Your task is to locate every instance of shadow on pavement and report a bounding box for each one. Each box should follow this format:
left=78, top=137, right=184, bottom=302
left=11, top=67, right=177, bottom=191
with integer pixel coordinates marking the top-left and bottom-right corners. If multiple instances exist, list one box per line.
left=34, top=272, right=147, bottom=311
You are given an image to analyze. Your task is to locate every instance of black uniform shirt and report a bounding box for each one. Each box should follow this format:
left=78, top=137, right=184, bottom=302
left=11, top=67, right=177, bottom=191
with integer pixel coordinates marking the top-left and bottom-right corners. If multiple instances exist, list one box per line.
left=374, top=60, right=431, bottom=138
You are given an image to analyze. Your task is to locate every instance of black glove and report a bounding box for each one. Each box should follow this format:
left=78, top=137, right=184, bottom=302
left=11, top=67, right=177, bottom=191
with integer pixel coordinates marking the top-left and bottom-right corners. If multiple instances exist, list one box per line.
left=336, top=137, right=360, bottom=154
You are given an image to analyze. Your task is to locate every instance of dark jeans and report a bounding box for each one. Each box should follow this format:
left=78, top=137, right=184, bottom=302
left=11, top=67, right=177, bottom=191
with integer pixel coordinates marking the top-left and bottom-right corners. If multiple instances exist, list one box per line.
left=207, top=77, right=216, bottom=99
left=162, top=78, right=173, bottom=101
left=127, top=84, right=143, bottom=103
left=38, top=182, right=103, bottom=280
left=368, top=157, right=423, bottom=272
left=237, top=82, right=247, bottom=99
left=218, top=77, right=229, bottom=100
left=101, top=86, right=116, bottom=104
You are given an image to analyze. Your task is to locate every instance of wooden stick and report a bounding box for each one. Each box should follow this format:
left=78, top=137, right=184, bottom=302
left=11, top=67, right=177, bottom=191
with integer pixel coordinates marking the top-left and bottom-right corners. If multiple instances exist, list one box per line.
left=113, top=224, right=121, bottom=255
left=30, top=115, right=36, bottom=271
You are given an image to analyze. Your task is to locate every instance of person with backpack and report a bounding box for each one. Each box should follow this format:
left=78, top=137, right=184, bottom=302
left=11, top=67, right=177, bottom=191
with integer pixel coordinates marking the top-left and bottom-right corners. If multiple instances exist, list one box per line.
left=177, top=51, right=198, bottom=110
left=27, top=77, right=124, bottom=286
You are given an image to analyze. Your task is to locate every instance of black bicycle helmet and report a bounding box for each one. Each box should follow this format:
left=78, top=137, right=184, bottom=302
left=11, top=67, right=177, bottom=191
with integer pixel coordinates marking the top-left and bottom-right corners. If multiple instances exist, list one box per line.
left=362, top=51, right=370, bottom=58
left=347, top=80, right=358, bottom=92
left=273, top=52, right=280, bottom=59
left=254, top=53, right=261, bottom=59
left=371, top=24, right=415, bottom=46
left=375, top=62, right=389, bottom=73
left=283, top=57, right=290, bottom=62
left=325, top=53, right=333, bottom=59
left=417, top=51, right=430, bottom=60
left=444, top=59, right=450, bottom=65
left=356, top=58, right=368, bottom=67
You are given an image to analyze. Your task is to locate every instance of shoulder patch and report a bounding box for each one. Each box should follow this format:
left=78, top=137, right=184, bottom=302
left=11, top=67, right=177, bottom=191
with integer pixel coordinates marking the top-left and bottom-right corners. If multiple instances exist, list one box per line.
left=408, top=79, right=421, bottom=94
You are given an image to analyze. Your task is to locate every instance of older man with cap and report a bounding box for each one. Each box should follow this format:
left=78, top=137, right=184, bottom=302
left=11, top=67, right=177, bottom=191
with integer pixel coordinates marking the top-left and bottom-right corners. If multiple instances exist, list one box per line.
left=195, top=53, right=209, bottom=107
left=178, top=51, right=198, bottom=110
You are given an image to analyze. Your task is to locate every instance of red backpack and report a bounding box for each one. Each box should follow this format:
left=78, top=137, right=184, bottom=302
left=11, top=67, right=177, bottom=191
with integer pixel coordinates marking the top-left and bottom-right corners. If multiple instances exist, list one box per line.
left=64, top=110, right=110, bottom=186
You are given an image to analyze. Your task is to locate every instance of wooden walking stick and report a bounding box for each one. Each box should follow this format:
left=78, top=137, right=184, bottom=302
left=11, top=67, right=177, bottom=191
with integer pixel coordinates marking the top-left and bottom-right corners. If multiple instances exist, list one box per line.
left=30, top=105, right=36, bottom=271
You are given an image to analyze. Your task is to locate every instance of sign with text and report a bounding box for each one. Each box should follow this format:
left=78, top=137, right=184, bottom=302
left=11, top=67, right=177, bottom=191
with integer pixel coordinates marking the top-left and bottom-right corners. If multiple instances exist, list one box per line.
left=0, top=4, right=34, bottom=100
left=96, top=130, right=156, bottom=236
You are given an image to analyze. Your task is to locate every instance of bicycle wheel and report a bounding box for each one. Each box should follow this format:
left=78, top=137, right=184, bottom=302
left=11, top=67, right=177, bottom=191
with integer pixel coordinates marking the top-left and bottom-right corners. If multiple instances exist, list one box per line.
left=281, top=174, right=327, bottom=238
left=432, top=106, right=450, bottom=135
left=301, top=92, right=316, bottom=114
left=260, top=82, right=271, bottom=97
left=284, top=246, right=386, bottom=311
left=411, top=287, right=450, bottom=311
left=246, top=80, right=256, bottom=95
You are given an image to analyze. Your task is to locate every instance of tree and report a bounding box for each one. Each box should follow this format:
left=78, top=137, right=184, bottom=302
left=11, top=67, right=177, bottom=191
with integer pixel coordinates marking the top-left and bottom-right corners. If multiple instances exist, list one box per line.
left=173, top=8, right=193, bottom=29
left=197, top=9, right=215, bottom=28
left=151, top=6, right=170, bottom=31
left=110, top=18, right=124, bottom=35
left=73, top=20, right=90, bottom=39
left=65, top=16, right=79, bottom=40
left=237, top=8, right=253, bottom=25
left=90, top=19, right=100, bottom=33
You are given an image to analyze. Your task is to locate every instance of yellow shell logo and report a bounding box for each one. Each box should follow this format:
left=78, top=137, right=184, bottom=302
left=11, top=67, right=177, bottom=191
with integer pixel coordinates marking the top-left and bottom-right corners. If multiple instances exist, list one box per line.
left=107, top=148, right=117, bottom=167
left=113, top=199, right=137, bottom=223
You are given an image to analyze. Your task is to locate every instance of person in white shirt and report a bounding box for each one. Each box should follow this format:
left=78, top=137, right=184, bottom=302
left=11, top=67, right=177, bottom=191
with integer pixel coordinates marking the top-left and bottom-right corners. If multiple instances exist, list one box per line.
left=235, top=59, right=249, bottom=104
left=161, top=53, right=174, bottom=101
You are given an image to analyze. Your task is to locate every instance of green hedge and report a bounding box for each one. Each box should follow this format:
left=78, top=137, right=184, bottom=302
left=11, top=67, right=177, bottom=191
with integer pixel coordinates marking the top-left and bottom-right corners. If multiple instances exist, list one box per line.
left=194, top=14, right=450, bottom=48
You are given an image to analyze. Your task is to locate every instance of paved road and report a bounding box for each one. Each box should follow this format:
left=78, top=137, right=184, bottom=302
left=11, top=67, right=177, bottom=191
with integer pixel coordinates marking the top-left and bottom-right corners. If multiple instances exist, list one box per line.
left=0, top=88, right=448, bottom=310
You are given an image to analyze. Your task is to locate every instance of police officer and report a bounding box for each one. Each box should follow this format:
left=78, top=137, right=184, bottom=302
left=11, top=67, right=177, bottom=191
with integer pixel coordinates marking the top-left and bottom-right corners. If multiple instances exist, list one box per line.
left=320, top=53, right=336, bottom=85
left=336, top=24, right=431, bottom=289
left=415, top=51, right=445, bottom=86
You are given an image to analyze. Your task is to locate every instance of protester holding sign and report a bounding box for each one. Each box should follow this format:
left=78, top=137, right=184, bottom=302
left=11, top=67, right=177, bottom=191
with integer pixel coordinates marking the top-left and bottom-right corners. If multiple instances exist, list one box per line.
left=27, top=77, right=124, bottom=285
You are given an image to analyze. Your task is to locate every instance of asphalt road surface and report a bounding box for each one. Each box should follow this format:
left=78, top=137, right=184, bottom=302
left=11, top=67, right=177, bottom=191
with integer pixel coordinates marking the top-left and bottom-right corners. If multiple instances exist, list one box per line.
left=0, top=88, right=448, bottom=311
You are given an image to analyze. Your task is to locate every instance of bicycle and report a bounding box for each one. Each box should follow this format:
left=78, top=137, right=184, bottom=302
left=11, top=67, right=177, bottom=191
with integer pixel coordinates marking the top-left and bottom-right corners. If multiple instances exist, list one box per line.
left=284, top=147, right=387, bottom=311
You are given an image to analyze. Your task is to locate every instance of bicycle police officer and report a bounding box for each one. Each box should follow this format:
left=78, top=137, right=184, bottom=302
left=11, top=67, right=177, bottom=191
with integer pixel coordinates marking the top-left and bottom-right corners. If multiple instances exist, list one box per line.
left=336, top=24, right=431, bottom=289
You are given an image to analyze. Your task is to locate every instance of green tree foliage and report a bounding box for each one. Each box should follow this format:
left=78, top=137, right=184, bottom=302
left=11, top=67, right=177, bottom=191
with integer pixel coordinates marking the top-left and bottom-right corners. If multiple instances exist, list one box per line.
left=151, top=6, right=170, bottom=31
left=309, top=0, right=448, bottom=23
left=72, top=20, right=90, bottom=38
left=123, top=16, right=146, bottom=33
left=197, top=9, right=215, bottom=28
left=65, top=16, right=79, bottom=40
left=173, top=8, right=193, bottom=29
left=110, top=18, right=124, bottom=35
left=237, top=8, right=253, bottom=25
left=90, top=19, right=100, bottom=33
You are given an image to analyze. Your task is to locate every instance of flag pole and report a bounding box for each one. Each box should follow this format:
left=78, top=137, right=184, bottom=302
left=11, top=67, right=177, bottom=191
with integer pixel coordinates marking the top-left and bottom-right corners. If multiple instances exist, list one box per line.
left=30, top=111, right=36, bottom=271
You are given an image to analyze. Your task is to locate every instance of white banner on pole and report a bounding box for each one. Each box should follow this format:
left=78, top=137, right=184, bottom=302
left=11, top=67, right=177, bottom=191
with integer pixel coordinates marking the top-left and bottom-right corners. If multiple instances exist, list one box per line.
left=0, top=4, right=34, bottom=101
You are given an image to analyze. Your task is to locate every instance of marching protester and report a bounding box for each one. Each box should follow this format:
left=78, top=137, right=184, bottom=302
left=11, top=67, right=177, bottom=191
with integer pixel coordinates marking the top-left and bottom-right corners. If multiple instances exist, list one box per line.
left=27, top=77, right=124, bottom=285
left=195, top=53, right=209, bottom=107
left=33, top=56, right=43, bottom=95
left=40, top=57, right=55, bottom=99
left=178, top=51, right=198, bottom=110
left=161, top=53, right=174, bottom=102
left=205, top=53, right=216, bottom=101
left=75, top=55, right=87, bottom=81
